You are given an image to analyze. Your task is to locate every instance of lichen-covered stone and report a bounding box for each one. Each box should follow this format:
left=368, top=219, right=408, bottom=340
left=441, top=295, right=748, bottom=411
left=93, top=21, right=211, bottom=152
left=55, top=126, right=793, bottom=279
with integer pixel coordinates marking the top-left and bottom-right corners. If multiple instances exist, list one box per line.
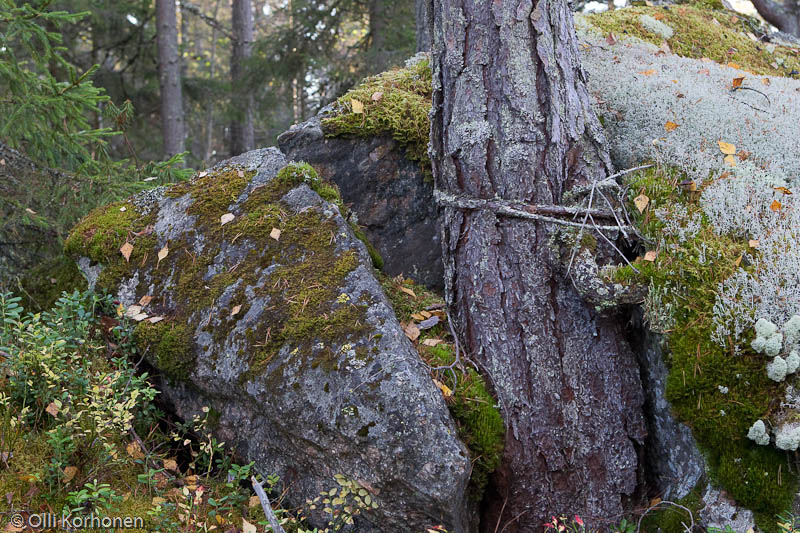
left=69, top=148, right=472, bottom=532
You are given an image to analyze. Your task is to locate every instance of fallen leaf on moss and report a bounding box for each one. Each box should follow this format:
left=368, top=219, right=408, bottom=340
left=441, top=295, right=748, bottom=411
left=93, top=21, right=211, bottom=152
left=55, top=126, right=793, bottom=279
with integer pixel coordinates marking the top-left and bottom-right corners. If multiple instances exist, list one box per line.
left=62, top=466, right=77, bottom=483
left=132, top=313, right=148, bottom=322
left=718, top=141, right=736, bottom=154
left=639, top=69, right=656, bottom=76
left=124, top=305, right=142, bottom=318
left=237, top=170, right=244, bottom=177
left=148, top=316, right=164, bottom=324
left=270, top=227, right=281, bottom=241
left=644, top=251, right=657, bottom=262
left=727, top=62, right=741, bottom=69
left=371, top=91, right=383, bottom=101
left=734, top=254, right=743, bottom=267
left=351, top=99, right=364, bottom=114
left=163, top=459, right=178, bottom=472
left=724, top=154, right=737, bottom=167
left=139, top=294, right=153, bottom=307
left=422, top=338, right=444, bottom=347
left=220, top=213, right=235, bottom=225
left=157, top=245, right=169, bottom=265
left=126, top=442, right=144, bottom=459
left=231, top=305, right=242, bottom=317
left=120, top=242, right=133, bottom=262
left=634, top=194, right=650, bottom=213
left=771, top=200, right=782, bottom=211
left=411, top=313, right=426, bottom=321
left=198, top=171, right=208, bottom=178
left=433, top=379, right=453, bottom=398
left=732, top=76, right=744, bottom=88
left=398, top=286, right=417, bottom=298
left=403, top=322, right=420, bottom=341
left=248, top=495, right=260, bottom=508
left=664, top=121, right=679, bottom=132
left=749, top=239, right=759, bottom=248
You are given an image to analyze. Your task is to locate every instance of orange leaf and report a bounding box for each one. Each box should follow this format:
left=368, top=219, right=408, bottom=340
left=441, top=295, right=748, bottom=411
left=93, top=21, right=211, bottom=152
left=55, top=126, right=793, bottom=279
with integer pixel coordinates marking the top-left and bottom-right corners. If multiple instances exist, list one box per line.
left=762, top=77, right=771, bottom=86
left=664, top=121, right=679, bottom=132
left=120, top=242, right=133, bottom=262
left=774, top=186, right=793, bottom=195
left=727, top=62, right=741, bottom=69
left=770, top=200, right=782, bottom=212
left=732, top=76, right=744, bottom=88
left=639, top=69, right=656, bottom=76
left=644, top=251, right=657, bottom=262
left=399, top=286, right=417, bottom=298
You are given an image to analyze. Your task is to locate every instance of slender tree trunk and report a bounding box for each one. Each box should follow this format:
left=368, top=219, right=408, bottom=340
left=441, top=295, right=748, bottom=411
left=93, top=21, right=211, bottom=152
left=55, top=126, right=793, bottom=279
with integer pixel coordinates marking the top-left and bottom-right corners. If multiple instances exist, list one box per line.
left=156, top=0, right=186, bottom=160
left=230, top=0, right=255, bottom=156
left=369, top=0, right=388, bottom=72
left=204, top=0, right=222, bottom=164
left=430, top=0, right=646, bottom=530
left=415, top=0, right=433, bottom=52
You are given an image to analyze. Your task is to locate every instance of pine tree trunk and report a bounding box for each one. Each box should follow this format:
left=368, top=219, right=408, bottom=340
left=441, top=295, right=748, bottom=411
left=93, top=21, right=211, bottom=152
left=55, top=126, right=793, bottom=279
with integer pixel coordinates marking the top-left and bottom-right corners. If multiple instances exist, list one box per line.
left=155, top=0, right=186, bottom=160
left=230, top=0, right=255, bottom=156
left=415, top=0, right=432, bottom=52
left=430, top=1, right=646, bottom=530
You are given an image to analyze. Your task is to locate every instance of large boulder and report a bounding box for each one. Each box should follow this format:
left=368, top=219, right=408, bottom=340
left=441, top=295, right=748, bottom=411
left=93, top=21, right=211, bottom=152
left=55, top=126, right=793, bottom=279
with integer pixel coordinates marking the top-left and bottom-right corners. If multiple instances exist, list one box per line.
left=66, top=148, right=472, bottom=532
left=278, top=109, right=443, bottom=290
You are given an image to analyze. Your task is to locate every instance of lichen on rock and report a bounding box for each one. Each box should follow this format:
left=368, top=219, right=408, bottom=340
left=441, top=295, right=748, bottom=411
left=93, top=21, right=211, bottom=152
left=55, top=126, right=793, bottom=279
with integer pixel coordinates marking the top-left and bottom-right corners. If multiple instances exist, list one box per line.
left=67, top=148, right=472, bottom=532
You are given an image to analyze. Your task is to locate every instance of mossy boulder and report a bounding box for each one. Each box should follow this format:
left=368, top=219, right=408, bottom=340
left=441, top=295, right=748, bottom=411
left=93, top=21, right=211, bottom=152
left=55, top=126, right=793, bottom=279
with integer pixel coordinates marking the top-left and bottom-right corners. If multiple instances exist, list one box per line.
left=278, top=57, right=442, bottom=290
left=66, top=148, right=472, bottom=532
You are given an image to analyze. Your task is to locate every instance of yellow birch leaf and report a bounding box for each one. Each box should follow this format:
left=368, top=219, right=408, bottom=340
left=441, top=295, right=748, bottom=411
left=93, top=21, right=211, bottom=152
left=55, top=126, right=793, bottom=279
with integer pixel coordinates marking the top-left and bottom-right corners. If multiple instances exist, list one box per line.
left=749, top=239, right=759, bottom=248
left=723, top=154, right=737, bottom=167
left=157, top=244, right=169, bottom=265
left=124, top=305, right=142, bottom=318
left=148, top=316, right=164, bottom=324
left=139, top=294, right=153, bottom=307
left=270, top=227, right=281, bottom=241
left=45, top=402, right=59, bottom=417
left=120, top=242, right=133, bottom=262
left=734, top=254, right=743, bottom=267
left=634, top=194, right=650, bottom=213
left=433, top=379, right=453, bottom=398
left=718, top=141, right=736, bottom=155
left=231, top=304, right=242, bottom=317
left=422, top=338, right=444, bottom=347
left=399, top=286, right=417, bottom=298
left=664, top=121, right=679, bottom=132
left=220, top=213, right=235, bottom=225
left=351, top=99, right=364, bottom=114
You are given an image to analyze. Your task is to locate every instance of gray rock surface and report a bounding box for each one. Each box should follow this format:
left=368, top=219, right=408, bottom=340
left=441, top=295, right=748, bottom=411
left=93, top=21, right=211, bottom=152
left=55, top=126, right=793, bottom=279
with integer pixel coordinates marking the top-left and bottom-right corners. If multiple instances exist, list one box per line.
left=633, top=328, right=705, bottom=500
left=278, top=109, right=444, bottom=290
left=75, top=148, right=472, bottom=532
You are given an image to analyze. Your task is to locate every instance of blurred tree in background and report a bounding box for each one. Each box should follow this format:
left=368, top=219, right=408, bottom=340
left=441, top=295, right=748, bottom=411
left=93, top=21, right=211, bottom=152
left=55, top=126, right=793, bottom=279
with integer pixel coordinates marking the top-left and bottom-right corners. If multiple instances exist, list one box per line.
left=0, top=0, right=417, bottom=290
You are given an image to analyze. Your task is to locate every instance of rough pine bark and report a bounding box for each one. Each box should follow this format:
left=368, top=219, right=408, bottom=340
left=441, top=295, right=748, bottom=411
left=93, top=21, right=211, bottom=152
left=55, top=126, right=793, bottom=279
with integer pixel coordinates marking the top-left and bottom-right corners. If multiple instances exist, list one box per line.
left=156, top=0, right=186, bottom=159
left=230, top=0, right=255, bottom=155
left=430, top=1, right=646, bottom=530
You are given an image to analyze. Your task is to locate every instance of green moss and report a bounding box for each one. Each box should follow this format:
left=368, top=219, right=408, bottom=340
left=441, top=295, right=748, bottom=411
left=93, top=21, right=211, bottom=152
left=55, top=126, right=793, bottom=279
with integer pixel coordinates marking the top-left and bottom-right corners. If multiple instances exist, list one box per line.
left=322, top=59, right=433, bottom=180
left=587, top=5, right=800, bottom=77
left=620, top=166, right=796, bottom=528
left=134, top=321, right=194, bottom=382
left=63, top=201, right=157, bottom=291
left=17, top=254, right=88, bottom=312
left=639, top=485, right=704, bottom=532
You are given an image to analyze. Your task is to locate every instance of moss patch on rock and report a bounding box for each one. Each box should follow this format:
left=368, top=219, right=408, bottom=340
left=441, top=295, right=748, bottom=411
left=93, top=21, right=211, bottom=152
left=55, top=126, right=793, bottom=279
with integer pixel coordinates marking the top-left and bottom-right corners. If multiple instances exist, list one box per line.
left=586, top=5, right=800, bottom=77
left=380, top=274, right=504, bottom=503
left=322, top=58, right=433, bottom=179
left=612, top=166, right=796, bottom=531
left=134, top=321, right=194, bottom=382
